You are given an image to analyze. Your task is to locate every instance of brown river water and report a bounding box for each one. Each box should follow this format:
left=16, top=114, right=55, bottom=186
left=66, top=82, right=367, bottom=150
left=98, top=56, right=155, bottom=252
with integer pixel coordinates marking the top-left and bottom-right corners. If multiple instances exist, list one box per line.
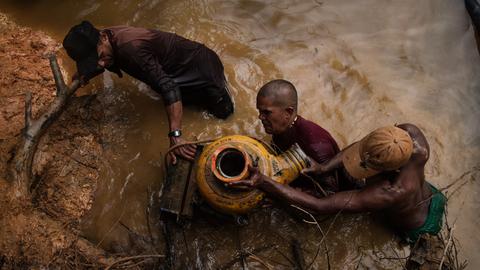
left=1, top=0, right=479, bottom=269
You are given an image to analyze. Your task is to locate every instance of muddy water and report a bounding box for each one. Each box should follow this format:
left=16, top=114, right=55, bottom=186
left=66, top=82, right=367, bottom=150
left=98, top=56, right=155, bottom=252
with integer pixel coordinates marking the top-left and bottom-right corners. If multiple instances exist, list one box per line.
left=1, top=0, right=480, bottom=268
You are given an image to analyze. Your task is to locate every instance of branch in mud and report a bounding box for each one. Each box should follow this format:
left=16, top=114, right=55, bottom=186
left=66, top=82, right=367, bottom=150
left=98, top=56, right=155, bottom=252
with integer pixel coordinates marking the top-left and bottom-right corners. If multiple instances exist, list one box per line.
left=24, top=91, right=32, bottom=129
left=13, top=54, right=80, bottom=195
left=49, top=55, right=67, bottom=96
left=104, top=254, right=165, bottom=270
left=73, top=237, right=116, bottom=266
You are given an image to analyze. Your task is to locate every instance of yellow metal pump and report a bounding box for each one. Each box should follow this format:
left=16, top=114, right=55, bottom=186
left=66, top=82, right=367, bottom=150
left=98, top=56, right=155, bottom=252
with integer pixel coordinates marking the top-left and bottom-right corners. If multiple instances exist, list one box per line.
left=196, top=135, right=309, bottom=215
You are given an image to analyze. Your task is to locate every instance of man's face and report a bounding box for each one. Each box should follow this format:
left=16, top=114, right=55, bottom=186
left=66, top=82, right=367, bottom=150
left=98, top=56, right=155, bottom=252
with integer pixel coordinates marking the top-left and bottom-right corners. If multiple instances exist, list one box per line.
left=256, top=96, right=293, bottom=135
left=97, top=32, right=114, bottom=69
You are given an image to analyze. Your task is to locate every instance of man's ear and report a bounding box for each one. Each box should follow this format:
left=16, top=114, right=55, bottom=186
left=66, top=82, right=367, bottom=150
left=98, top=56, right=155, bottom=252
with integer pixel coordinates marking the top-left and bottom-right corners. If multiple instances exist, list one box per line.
left=285, top=106, right=295, bottom=116
left=99, top=31, right=108, bottom=44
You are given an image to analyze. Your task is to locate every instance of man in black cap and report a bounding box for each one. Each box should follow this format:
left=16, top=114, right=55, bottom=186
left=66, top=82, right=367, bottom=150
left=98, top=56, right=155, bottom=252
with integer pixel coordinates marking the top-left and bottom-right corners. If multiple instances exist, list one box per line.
left=63, top=21, right=234, bottom=163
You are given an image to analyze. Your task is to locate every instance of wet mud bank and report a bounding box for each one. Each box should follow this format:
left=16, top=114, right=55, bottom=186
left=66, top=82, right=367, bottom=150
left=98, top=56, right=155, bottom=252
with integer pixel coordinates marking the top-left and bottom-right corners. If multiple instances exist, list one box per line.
left=0, top=1, right=477, bottom=267
left=0, top=13, right=113, bottom=268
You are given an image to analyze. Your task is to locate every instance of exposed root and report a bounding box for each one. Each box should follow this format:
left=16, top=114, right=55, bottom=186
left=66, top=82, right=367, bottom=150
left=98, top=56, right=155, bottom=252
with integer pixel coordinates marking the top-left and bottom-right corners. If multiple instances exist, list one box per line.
left=104, top=254, right=165, bottom=270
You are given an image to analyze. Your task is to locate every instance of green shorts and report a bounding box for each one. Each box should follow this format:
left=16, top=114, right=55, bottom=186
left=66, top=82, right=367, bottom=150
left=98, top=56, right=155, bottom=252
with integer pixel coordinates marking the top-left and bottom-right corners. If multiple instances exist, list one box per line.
left=404, top=183, right=446, bottom=244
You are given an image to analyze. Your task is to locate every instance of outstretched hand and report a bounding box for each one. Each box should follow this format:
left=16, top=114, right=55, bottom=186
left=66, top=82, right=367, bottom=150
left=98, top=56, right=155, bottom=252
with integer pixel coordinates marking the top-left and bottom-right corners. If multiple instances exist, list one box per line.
left=301, top=157, right=327, bottom=177
left=168, top=136, right=197, bottom=165
left=227, top=164, right=265, bottom=188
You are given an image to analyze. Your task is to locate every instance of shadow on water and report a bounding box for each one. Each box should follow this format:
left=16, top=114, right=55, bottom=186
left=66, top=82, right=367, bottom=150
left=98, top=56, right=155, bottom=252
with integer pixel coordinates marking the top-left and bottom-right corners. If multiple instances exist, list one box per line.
left=1, top=0, right=480, bottom=268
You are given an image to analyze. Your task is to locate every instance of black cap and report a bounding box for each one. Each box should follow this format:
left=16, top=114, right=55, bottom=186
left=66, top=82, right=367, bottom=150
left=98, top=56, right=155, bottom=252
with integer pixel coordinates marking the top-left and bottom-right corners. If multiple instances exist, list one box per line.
left=63, top=21, right=103, bottom=80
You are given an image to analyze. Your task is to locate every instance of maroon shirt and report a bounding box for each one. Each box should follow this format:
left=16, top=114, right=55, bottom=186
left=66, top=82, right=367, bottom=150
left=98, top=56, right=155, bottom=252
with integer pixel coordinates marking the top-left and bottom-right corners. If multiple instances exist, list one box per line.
left=273, top=115, right=339, bottom=163
left=273, top=115, right=341, bottom=192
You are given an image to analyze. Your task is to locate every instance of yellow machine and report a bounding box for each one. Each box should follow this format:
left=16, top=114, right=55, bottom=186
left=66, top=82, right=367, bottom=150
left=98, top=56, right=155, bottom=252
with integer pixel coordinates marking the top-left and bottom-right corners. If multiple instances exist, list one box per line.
left=196, top=135, right=309, bottom=215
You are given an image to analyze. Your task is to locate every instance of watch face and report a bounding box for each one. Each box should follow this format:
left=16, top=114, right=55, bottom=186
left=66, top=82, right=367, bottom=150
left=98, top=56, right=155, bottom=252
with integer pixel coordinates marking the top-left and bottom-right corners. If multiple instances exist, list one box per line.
left=169, top=130, right=182, bottom=137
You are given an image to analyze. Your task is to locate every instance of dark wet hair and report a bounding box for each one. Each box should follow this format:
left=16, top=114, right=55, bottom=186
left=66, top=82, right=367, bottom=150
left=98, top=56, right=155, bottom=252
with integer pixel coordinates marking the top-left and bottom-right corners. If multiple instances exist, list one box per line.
left=257, top=79, right=298, bottom=110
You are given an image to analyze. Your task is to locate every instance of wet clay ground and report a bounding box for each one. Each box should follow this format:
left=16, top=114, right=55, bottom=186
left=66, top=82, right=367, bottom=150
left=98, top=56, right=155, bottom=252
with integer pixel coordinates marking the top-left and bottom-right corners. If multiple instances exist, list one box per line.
left=0, top=13, right=106, bottom=267
left=1, top=0, right=480, bottom=268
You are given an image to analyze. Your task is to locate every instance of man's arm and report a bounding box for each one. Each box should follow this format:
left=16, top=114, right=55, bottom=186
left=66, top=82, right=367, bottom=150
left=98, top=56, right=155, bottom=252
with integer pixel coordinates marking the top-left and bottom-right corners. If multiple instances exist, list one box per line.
left=232, top=166, right=403, bottom=214
left=396, top=123, right=429, bottom=166
left=166, top=101, right=182, bottom=135
left=166, top=101, right=196, bottom=163
left=131, top=46, right=196, bottom=162
left=133, top=48, right=183, bottom=127
left=302, top=145, right=348, bottom=176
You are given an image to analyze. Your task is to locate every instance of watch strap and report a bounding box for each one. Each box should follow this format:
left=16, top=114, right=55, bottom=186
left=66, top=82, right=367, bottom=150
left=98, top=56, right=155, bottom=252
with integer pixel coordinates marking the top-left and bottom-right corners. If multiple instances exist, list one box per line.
left=168, top=129, right=182, bottom=137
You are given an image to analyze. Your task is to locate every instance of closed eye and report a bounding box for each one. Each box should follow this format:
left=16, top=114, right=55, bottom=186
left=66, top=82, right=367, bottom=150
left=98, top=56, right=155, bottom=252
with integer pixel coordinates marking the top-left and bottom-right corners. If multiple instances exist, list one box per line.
left=259, top=110, right=271, bottom=116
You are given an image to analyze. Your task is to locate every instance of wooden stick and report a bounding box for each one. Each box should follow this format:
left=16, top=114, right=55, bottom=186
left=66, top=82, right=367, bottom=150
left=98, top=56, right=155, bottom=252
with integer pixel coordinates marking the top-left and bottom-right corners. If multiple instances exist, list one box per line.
left=13, top=54, right=81, bottom=195
left=219, top=245, right=276, bottom=270
left=104, top=255, right=165, bottom=270
left=300, top=173, right=329, bottom=197
left=439, top=225, right=455, bottom=270
left=96, top=203, right=127, bottom=248
left=145, top=188, right=155, bottom=246
left=440, top=166, right=479, bottom=192
left=24, top=91, right=32, bottom=130
left=234, top=226, right=247, bottom=270
left=291, top=239, right=306, bottom=270
left=248, top=253, right=274, bottom=270
left=48, top=55, right=67, bottom=96
left=290, top=204, right=333, bottom=270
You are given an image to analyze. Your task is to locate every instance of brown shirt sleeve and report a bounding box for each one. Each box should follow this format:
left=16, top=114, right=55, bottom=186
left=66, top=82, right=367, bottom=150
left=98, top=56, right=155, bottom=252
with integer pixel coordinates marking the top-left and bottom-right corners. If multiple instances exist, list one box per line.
left=118, top=41, right=181, bottom=105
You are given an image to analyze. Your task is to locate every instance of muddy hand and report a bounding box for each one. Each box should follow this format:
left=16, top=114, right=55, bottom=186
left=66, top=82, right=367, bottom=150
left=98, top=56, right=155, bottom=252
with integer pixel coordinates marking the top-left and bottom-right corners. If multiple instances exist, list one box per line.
left=301, top=157, right=326, bottom=176
left=169, top=136, right=197, bottom=165
left=227, top=165, right=264, bottom=188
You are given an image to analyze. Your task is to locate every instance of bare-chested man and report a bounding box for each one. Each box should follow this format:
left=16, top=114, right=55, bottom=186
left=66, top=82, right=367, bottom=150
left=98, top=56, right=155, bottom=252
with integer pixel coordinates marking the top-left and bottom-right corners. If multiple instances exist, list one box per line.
left=230, top=123, right=446, bottom=243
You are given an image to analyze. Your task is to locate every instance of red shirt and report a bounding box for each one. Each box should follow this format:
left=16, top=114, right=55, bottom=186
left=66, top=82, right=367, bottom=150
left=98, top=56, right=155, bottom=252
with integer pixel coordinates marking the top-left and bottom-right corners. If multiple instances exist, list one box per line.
left=272, top=115, right=339, bottom=163
left=272, top=115, right=341, bottom=192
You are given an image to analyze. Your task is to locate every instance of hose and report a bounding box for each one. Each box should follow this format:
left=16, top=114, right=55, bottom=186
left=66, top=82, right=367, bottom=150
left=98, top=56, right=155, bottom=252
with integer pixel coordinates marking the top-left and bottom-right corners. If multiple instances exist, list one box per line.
left=163, top=136, right=273, bottom=170
left=163, top=138, right=219, bottom=170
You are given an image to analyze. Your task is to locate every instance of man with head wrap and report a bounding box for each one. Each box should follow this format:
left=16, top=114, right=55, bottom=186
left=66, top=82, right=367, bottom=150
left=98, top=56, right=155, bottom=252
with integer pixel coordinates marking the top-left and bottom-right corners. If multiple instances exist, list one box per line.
left=63, top=21, right=234, bottom=163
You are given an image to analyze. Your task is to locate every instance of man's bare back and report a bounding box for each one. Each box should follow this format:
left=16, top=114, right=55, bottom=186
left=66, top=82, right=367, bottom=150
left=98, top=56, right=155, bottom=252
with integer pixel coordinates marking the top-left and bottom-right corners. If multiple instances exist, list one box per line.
left=229, top=123, right=445, bottom=240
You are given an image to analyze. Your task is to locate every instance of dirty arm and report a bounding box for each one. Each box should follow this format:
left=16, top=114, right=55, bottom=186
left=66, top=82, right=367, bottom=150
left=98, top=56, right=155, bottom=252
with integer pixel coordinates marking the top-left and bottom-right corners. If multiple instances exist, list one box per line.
left=131, top=46, right=196, bottom=161
left=165, top=101, right=182, bottom=136
left=260, top=173, right=402, bottom=214
left=319, top=149, right=344, bottom=172
left=133, top=48, right=183, bottom=131
left=233, top=166, right=403, bottom=214
left=302, top=146, right=345, bottom=176
left=396, top=123, right=429, bottom=165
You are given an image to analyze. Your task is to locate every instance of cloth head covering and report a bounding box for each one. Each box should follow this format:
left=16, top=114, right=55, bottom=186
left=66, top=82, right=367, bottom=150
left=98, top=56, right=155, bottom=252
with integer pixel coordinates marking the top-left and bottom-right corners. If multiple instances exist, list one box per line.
left=62, top=21, right=102, bottom=79
left=342, top=126, right=413, bottom=180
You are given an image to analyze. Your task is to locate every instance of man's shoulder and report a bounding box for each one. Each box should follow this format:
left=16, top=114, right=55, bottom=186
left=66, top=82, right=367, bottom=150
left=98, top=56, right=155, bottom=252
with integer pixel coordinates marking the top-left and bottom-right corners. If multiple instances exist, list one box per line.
left=293, top=115, right=340, bottom=159
left=381, top=164, right=426, bottom=199
left=107, top=26, right=173, bottom=46
left=295, top=115, right=335, bottom=141
left=107, top=25, right=166, bottom=34
left=396, top=123, right=429, bottom=164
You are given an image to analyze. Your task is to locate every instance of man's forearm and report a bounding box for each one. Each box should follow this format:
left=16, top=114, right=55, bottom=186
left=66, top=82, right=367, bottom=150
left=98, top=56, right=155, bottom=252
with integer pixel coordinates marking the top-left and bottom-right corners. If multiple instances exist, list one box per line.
left=258, top=176, right=360, bottom=214
left=321, top=151, right=344, bottom=172
left=165, top=101, right=182, bottom=132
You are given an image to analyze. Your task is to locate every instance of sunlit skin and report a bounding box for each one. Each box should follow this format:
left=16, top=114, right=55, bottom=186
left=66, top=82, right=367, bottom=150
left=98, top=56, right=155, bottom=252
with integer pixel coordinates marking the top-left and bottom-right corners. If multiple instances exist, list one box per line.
left=256, top=95, right=295, bottom=135
left=230, top=123, right=433, bottom=232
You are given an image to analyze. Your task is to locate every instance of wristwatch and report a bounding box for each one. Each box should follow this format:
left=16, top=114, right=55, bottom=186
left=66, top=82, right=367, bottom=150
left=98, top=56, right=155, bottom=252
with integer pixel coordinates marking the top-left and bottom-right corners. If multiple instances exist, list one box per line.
left=168, top=129, right=182, bottom=138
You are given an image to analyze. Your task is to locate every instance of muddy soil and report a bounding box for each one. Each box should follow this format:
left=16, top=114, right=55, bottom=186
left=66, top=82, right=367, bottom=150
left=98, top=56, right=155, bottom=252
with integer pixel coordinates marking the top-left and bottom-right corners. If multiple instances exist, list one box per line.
left=0, top=13, right=109, bottom=268
left=0, top=9, right=464, bottom=270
